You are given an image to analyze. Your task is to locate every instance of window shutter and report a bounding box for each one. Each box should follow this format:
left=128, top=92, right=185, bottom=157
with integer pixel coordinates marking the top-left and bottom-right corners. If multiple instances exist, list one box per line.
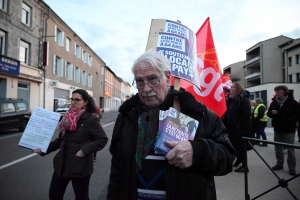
left=61, top=59, right=64, bottom=77
left=54, top=25, right=57, bottom=42
left=78, top=69, right=81, bottom=83
left=82, top=49, right=84, bottom=61
left=74, top=43, right=77, bottom=56
left=70, top=64, right=73, bottom=81
left=90, top=75, right=93, bottom=87
left=61, top=32, right=64, bottom=47
left=74, top=66, right=76, bottom=82
left=79, top=47, right=81, bottom=59
left=91, top=57, right=93, bottom=66
left=53, top=54, right=56, bottom=75
left=65, top=61, right=67, bottom=79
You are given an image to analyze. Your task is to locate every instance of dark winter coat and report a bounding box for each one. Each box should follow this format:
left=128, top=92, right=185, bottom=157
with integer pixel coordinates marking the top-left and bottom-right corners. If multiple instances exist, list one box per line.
left=223, top=95, right=253, bottom=154
left=44, top=111, right=108, bottom=178
left=107, top=88, right=236, bottom=200
left=224, top=95, right=252, bottom=138
left=267, top=95, right=300, bottom=133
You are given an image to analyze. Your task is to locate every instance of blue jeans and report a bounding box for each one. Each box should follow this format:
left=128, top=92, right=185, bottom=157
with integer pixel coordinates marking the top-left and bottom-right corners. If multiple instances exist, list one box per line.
left=255, top=127, right=267, bottom=140
left=49, top=172, right=91, bottom=200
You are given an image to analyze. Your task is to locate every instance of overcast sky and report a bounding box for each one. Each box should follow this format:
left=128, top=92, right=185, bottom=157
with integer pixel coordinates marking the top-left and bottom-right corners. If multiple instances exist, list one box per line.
left=43, top=0, right=300, bottom=94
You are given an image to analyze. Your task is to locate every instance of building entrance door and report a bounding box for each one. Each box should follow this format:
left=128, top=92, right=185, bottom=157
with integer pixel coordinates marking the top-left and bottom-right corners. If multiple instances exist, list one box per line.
left=0, top=78, right=7, bottom=98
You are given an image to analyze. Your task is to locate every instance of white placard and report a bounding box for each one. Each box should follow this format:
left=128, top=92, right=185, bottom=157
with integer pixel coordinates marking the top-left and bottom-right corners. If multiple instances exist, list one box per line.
left=18, top=107, right=61, bottom=153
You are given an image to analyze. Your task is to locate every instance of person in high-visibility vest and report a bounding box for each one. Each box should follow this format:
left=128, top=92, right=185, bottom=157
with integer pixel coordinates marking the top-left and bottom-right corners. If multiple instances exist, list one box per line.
left=252, top=98, right=268, bottom=146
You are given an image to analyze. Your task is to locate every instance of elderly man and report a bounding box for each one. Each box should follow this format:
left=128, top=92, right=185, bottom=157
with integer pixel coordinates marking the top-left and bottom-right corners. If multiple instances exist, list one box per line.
left=267, top=85, right=300, bottom=176
left=107, top=50, right=236, bottom=200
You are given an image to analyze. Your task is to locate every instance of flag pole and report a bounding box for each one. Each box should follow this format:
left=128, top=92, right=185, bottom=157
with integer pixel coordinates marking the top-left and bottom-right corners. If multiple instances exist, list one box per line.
left=173, top=20, right=182, bottom=110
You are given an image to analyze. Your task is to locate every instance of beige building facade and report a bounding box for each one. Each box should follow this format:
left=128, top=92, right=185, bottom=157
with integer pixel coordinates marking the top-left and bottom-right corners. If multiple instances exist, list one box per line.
left=0, top=0, right=46, bottom=110
left=42, top=5, right=106, bottom=111
left=1, top=0, right=130, bottom=113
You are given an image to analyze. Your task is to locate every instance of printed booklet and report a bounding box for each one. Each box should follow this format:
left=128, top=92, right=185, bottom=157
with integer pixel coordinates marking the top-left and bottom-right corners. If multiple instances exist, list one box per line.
left=154, top=107, right=199, bottom=155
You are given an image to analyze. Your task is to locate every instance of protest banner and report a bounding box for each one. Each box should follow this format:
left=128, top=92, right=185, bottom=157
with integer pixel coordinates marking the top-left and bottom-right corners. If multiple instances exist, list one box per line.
left=155, top=107, right=199, bottom=155
left=18, top=107, right=61, bottom=153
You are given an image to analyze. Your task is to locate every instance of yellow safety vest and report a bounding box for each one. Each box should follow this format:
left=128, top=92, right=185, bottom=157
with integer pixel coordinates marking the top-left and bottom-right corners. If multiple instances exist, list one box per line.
left=254, top=104, right=267, bottom=122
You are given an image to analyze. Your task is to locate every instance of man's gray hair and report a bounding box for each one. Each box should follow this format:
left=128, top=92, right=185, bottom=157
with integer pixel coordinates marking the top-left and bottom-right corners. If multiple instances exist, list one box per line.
left=131, top=50, right=171, bottom=76
left=255, top=98, right=263, bottom=104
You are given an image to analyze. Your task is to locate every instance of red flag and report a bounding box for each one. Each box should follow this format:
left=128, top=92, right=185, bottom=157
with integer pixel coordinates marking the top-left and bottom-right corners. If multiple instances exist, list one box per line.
left=171, top=18, right=226, bottom=117
left=195, top=18, right=226, bottom=117
left=221, top=73, right=232, bottom=90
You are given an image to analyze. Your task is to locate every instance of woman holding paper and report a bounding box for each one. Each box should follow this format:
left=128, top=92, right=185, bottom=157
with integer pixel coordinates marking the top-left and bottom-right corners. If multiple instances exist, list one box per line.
left=32, top=89, right=108, bottom=200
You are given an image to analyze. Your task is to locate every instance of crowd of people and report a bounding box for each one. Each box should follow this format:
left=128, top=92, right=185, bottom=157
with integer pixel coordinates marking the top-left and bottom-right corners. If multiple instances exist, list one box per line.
left=29, top=49, right=300, bottom=199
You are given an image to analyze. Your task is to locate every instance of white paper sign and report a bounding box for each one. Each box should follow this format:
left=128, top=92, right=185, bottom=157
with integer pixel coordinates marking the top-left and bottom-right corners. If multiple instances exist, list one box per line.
left=18, top=107, right=61, bottom=153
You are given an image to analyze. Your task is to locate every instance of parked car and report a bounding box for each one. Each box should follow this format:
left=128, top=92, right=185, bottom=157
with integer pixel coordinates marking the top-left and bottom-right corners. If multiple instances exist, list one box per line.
left=0, top=98, right=31, bottom=132
left=55, top=103, right=71, bottom=120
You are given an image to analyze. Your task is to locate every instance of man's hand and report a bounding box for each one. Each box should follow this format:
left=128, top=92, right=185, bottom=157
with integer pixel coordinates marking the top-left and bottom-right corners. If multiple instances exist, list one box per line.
left=271, top=110, right=278, bottom=115
left=165, top=140, right=193, bottom=169
left=76, top=150, right=85, bottom=157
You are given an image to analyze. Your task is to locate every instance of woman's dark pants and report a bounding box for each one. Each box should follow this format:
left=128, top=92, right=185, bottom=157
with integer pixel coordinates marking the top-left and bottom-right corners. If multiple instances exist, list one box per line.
left=49, top=172, right=91, bottom=200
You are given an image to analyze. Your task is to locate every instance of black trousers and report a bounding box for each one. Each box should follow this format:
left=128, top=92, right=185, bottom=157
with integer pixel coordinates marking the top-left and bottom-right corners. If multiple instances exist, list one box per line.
left=49, top=171, right=91, bottom=200
left=229, top=135, right=247, bottom=165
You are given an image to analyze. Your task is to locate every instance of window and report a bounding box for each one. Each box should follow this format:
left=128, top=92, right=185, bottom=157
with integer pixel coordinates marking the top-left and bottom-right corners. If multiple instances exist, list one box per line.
left=82, top=50, right=87, bottom=63
left=65, top=61, right=73, bottom=80
left=296, top=54, right=299, bottom=65
left=16, top=102, right=27, bottom=111
left=21, top=2, right=31, bottom=26
left=82, top=71, right=86, bottom=85
left=2, top=102, right=16, bottom=113
left=297, top=73, right=300, bottom=83
left=66, top=38, right=70, bottom=52
left=101, top=66, right=104, bottom=75
left=54, top=25, right=64, bottom=46
left=288, top=57, right=292, bottom=66
left=88, top=74, right=92, bottom=87
left=0, top=0, right=7, bottom=11
left=0, top=30, right=5, bottom=55
left=52, top=55, right=63, bottom=77
left=88, top=54, right=92, bottom=66
left=19, top=40, right=30, bottom=64
left=18, top=82, right=30, bottom=102
left=74, top=67, right=80, bottom=83
left=75, top=43, right=81, bottom=59
left=289, top=74, right=292, bottom=83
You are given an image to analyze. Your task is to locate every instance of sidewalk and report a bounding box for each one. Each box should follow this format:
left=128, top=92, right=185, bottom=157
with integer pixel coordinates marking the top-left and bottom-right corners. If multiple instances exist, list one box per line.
left=215, top=128, right=300, bottom=200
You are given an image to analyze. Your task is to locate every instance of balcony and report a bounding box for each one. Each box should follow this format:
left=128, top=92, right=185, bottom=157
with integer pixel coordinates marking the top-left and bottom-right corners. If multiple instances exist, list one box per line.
left=245, top=72, right=261, bottom=80
left=244, top=56, right=260, bottom=67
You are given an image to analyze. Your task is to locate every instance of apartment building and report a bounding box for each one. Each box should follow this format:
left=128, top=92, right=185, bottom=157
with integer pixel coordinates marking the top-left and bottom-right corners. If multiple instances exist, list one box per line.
left=1, top=0, right=130, bottom=112
left=0, top=0, right=47, bottom=110
left=223, top=35, right=300, bottom=107
left=121, top=79, right=131, bottom=103
left=113, top=76, right=121, bottom=110
left=42, top=3, right=106, bottom=111
left=104, top=66, right=114, bottom=111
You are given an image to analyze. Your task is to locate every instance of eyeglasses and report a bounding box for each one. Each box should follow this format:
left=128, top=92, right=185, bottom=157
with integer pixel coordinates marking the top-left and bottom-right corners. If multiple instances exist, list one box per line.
left=69, top=98, right=83, bottom=103
left=132, top=75, right=162, bottom=89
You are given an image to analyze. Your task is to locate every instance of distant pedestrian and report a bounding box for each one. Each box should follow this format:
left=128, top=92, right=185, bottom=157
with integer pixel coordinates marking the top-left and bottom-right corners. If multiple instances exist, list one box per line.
left=252, top=98, right=268, bottom=146
left=267, top=85, right=300, bottom=176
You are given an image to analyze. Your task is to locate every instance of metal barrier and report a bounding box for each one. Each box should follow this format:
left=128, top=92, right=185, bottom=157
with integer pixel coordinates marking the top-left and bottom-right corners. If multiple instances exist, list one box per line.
left=242, top=137, right=300, bottom=200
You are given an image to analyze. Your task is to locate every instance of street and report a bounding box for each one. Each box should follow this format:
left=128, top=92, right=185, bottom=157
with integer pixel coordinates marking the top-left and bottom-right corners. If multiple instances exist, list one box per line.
left=0, top=111, right=117, bottom=200
left=0, top=111, right=299, bottom=200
